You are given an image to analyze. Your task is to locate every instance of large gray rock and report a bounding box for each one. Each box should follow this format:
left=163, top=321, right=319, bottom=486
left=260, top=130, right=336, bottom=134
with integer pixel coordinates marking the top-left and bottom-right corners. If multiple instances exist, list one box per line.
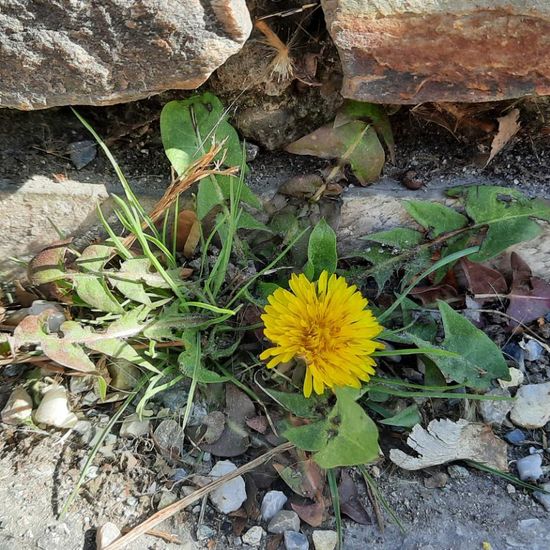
left=321, top=0, right=550, bottom=103
left=0, top=0, right=251, bottom=109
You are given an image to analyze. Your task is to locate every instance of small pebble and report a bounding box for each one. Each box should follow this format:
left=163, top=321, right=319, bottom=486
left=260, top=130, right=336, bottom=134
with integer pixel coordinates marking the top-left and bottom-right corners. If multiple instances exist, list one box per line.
left=119, top=414, right=150, bottom=438
left=68, top=140, right=97, bottom=169
left=208, top=461, right=247, bottom=514
left=312, top=530, right=338, bottom=550
left=261, top=490, right=288, bottom=521
left=507, top=484, right=516, bottom=495
left=447, top=465, right=470, bottom=479
left=196, top=525, right=215, bottom=541
left=284, top=530, right=309, bottom=550
left=126, top=496, right=138, bottom=506
left=1, top=387, right=33, bottom=425
left=424, top=472, right=448, bottom=488
left=268, top=510, right=301, bottom=534
left=242, top=526, right=265, bottom=546
left=516, top=454, right=543, bottom=481
left=96, top=522, right=121, bottom=550
left=504, top=429, right=526, bottom=445
left=502, top=343, right=525, bottom=369
left=157, top=491, right=178, bottom=510
left=510, top=383, right=550, bottom=429
left=533, top=483, right=550, bottom=512
left=479, top=388, right=513, bottom=426
left=171, top=468, right=188, bottom=482
left=498, top=367, right=524, bottom=389
left=523, top=340, right=544, bottom=362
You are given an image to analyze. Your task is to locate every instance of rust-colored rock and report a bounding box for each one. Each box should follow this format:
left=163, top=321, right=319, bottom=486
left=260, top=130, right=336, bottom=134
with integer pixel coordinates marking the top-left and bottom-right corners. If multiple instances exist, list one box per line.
left=0, top=0, right=251, bottom=109
left=322, top=0, right=550, bottom=103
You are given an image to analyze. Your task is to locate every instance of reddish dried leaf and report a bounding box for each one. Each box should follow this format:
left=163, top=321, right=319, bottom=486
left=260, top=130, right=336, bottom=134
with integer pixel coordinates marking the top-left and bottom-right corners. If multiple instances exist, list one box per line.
left=410, top=284, right=458, bottom=306
left=338, top=469, right=370, bottom=525
left=460, top=258, right=508, bottom=300
left=291, top=500, right=325, bottom=527
left=506, top=253, right=550, bottom=327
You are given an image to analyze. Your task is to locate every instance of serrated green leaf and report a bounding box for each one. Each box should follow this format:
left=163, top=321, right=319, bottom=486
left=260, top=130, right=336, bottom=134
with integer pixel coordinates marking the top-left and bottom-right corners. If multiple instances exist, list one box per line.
left=73, top=273, right=124, bottom=314
left=410, top=301, right=509, bottom=389
left=404, top=201, right=468, bottom=237
left=111, top=258, right=152, bottom=305
left=238, top=211, right=271, bottom=232
left=264, top=388, right=320, bottom=418
left=77, top=244, right=113, bottom=273
left=178, top=349, right=228, bottom=383
left=314, top=387, right=380, bottom=468
left=379, top=404, right=421, bottom=427
left=306, top=219, right=337, bottom=279
left=283, top=420, right=329, bottom=452
left=448, top=185, right=550, bottom=261
left=364, top=228, right=423, bottom=248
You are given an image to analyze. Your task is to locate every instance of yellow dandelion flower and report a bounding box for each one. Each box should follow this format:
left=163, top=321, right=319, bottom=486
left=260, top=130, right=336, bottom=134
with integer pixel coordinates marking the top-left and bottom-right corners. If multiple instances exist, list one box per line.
left=260, top=271, right=384, bottom=397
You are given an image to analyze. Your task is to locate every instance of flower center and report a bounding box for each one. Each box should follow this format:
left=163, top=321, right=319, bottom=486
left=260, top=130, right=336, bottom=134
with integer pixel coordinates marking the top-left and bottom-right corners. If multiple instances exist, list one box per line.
left=301, top=322, right=339, bottom=356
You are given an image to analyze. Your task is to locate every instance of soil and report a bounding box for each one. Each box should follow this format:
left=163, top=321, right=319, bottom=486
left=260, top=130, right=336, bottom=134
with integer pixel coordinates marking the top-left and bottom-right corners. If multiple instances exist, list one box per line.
left=0, top=96, right=549, bottom=550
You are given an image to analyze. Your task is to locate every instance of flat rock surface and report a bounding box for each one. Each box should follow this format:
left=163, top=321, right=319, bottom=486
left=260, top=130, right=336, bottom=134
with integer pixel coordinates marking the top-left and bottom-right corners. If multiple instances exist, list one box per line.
left=322, top=0, right=550, bottom=103
left=0, top=0, right=251, bottom=109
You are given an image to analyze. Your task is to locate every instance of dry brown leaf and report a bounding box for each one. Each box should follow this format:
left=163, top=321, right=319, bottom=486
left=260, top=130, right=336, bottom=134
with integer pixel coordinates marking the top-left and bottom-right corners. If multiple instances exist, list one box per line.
left=291, top=501, right=325, bottom=527
left=389, top=418, right=508, bottom=471
left=485, top=108, right=520, bottom=166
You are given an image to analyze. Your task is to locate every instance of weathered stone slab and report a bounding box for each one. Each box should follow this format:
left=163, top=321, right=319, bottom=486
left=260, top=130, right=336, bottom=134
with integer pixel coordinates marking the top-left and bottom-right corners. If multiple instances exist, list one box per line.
left=0, top=0, right=251, bottom=109
left=0, top=175, right=160, bottom=279
left=2, top=174, right=548, bottom=283
left=322, top=0, right=550, bottom=103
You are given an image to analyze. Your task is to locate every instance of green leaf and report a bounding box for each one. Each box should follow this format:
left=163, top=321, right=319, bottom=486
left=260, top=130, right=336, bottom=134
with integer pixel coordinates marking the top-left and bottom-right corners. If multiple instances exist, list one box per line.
left=112, top=258, right=153, bottom=305
left=404, top=201, right=468, bottom=237
left=283, top=420, right=329, bottom=452
left=160, top=93, right=245, bottom=176
left=313, top=387, right=380, bottom=468
left=197, top=177, right=225, bottom=220
left=336, top=100, right=395, bottom=162
left=365, top=228, right=423, bottom=248
left=379, top=404, right=421, bottom=427
left=286, top=121, right=385, bottom=184
left=306, top=219, right=337, bottom=279
left=178, top=349, right=229, bottom=383
left=264, top=388, right=320, bottom=418
left=237, top=211, right=271, bottom=233
left=76, top=244, right=113, bottom=273
left=411, top=301, right=509, bottom=389
left=448, top=185, right=550, bottom=261
left=72, top=274, right=124, bottom=314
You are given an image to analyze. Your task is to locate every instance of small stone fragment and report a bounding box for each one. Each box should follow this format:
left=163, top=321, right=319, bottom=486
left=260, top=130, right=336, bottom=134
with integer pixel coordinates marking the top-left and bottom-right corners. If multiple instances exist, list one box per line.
left=510, top=383, right=550, bottom=428
left=533, top=483, right=550, bottom=512
left=1, top=387, right=33, bottom=425
left=498, top=367, right=524, bottom=389
left=523, top=340, right=544, bottom=362
left=479, top=388, right=513, bottom=426
left=34, top=385, right=78, bottom=428
left=157, top=490, right=178, bottom=510
left=284, top=530, right=309, bottom=550
left=502, top=343, right=525, bottom=369
left=153, top=419, right=184, bottom=459
left=268, top=510, right=301, bottom=534
left=447, top=465, right=470, bottom=479
left=504, top=429, right=526, bottom=445
left=69, top=375, right=95, bottom=394
left=261, top=490, right=288, bottom=521
left=208, top=460, right=247, bottom=514
left=196, top=525, right=215, bottom=541
left=120, top=414, right=150, bottom=438
left=96, top=522, right=121, bottom=550
left=424, top=472, right=448, bottom=488
left=68, top=140, right=97, bottom=170
left=242, top=526, right=265, bottom=546
left=516, top=454, right=543, bottom=481
left=312, top=530, right=338, bottom=550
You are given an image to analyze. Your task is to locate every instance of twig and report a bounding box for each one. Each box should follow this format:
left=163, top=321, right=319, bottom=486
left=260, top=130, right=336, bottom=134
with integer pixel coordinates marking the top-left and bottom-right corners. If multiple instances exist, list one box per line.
left=364, top=476, right=384, bottom=533
left=104, top=442, right=294, bottom=550
left=121, top=527, right=181, bottom=545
